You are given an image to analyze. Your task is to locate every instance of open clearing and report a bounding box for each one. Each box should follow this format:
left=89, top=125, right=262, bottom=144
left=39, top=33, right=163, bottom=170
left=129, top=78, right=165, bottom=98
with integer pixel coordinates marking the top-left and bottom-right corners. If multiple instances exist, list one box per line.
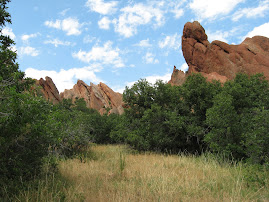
left=18, top=145, right=269, bottom=201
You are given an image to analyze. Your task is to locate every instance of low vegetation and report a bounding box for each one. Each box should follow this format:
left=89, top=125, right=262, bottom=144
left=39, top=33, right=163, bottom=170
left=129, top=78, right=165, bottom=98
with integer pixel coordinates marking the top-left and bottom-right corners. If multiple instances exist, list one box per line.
left=14, top=145, right=269, bottom=201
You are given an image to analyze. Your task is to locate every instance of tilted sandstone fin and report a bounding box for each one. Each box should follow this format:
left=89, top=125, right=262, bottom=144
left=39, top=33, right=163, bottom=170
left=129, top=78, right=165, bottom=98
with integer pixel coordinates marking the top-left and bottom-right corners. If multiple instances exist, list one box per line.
left=60, top=80, right=124, bottom=115
left=38, top=76, right=61, bottom=104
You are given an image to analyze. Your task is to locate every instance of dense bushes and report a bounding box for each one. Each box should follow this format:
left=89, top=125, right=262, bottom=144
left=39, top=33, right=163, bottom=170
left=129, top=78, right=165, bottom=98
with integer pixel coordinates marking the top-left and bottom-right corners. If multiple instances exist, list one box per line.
left=0, top=90, right=117, bottom=197
left=111, top=75, right=220, bottom=153
left=205, top=73, right=269, bottom=163
left=0, top=1, right=116, bottom=194
left=0, top=1, right=115, bottom=192
left=111, top=73, right=269, bottom=164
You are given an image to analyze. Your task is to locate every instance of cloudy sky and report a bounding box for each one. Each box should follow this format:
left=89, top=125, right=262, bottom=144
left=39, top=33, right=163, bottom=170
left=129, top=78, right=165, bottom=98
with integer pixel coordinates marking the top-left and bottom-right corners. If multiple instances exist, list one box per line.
left=3, top=0, right=269, bottom=92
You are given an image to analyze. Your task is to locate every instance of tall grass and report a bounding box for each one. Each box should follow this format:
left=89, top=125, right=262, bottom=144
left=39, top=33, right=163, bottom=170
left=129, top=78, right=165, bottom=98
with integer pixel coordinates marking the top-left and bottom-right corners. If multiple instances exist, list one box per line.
left=15, top=145, right=269, bottom=201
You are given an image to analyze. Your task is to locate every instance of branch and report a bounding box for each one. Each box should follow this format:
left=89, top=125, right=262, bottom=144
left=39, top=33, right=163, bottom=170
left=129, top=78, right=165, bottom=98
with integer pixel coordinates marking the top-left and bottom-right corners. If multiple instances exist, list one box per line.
left=0, top=111, right=10, bottom=117
left=0, top=78, right=15, bottom=87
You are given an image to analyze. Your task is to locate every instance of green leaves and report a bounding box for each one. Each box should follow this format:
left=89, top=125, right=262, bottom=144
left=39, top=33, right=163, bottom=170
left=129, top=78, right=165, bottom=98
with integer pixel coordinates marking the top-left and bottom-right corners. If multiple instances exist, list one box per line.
left=116, top=72, right=269, bottom=164
left=205, top=73, right=269, bottom=163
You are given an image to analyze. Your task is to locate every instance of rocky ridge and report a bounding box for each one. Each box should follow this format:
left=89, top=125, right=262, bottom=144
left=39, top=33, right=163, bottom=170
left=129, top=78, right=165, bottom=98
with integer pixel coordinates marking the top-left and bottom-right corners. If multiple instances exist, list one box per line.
left=60, top=80, right=124, bottom=115
left=169, top=21, right=269, bottom=85
left=36, top=77, right=124, bottom=115
left=37, top=76, right=61, bottom=105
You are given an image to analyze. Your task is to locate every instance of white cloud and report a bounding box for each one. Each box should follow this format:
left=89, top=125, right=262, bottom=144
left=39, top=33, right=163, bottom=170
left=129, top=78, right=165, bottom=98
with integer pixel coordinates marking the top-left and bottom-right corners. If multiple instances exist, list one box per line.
left=166, top=0, right=186, bottom=19
left=179, top=63, right=189, bottom=72
left=60, top=8, right=70, bottom=16
left=110, top=85, right=126, bottom=94
left=207, top=27, right=241, bottom=43
left=1, top=27, right=16, bottom=40
left=113, top=70, right=172, bottom=94
left=143, top=52, right=159, bottom=64
left=171, top=8, right=184, bottom=19
left=244, top=22, right=269, bottom=39
left=44, top=17, right=82, bottom=36
left=125, top=72, right=171, bottom=91
left=159, top=33, right=181, bottom=49
left=62, top=18, right=82, bottom=35
left=112, top=2, right=165, bottom=38
left=72, top=41, right=124, bottom=68
left=98, top=17, right=111, bottom=30
left=21, top=33, right=39, bottom=42
left=144, top=73, right=171, bottom=84
left=207, top=30, right=230, bottom=43
left=232, top=0, right=269, bottom=21
left=103, top=1, right=186, bottom=37
left=168, top=1, right=186, bottom=19
left=19, top=46, right=39, bottom=57
left=25, top=66, right=104, bottom=93
left=86, top=0, right=118, bottom=15
left=44, top=39, right=74, bottom=47
left=83, top=35, right=98, bottom=44
left=189, top=0, right=245, bottom=20
left=45, top=20, right=61, bottom=29
left=134, top=39, right=152, bottom=47
left=9, top=45, right=17, bottom=52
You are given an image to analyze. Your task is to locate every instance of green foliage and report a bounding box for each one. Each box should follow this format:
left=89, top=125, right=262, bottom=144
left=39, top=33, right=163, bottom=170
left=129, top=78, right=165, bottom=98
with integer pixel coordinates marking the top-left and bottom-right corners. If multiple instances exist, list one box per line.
left=0, top=92, right=55, bottom=194
left=241, top=108, right=269, bottom=164
left=205, top=92, right=242, bottom=158
left=205, top=73, right=269, bottom=163
left=112, top=72, right=269, bottom=165
left=0, top=1, right=114, bottom=196
left=181, top=73, right=221, bottom=147
left=0, top=1, right=43, bottom=193
left=114, top=80, right=187, bottom=152
left=113, top=75, right=221, bottom=153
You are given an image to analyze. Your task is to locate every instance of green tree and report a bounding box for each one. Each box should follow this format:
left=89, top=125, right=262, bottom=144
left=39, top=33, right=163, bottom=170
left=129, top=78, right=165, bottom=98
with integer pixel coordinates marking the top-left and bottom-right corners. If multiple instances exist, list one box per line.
left=116, top=79, right=191, bottom=152
left=241, top=108, right=269, bottom=164
left=205, top=73, right=269, bottom=163
left=0, top=0, right=27, bottom=90
left=0, top=92, right=55, bottom=194
left=0, top=1, right=52, bottom=195
left=180, top=73, right=221, bottom=151
left=205, top=92, right=243, bottom=158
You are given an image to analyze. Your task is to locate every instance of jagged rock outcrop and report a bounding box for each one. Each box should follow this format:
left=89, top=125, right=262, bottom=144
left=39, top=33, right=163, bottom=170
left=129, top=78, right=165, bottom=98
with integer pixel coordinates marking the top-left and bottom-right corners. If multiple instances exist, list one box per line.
left=60, top=80, right=124, bottom=115
left=37, top=76, right=61, bottom=104
left=35, top=77, right=124, bottom=115
left=179, top=21, right=269, bottom=83
left=168, top=66, right=186, bottom=86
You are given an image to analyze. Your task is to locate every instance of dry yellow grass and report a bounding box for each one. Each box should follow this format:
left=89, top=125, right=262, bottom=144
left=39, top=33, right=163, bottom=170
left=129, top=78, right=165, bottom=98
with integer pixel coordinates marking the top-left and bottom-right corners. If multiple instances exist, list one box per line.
left=52, top=145, right=268, bottom=202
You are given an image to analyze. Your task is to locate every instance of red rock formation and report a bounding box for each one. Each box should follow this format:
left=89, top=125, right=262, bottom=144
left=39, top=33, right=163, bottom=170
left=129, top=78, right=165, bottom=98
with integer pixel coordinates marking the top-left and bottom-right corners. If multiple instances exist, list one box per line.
left=60, top=80, right=124, bottom=115
left=168, top=66, right=186, bottom=86
left=38, top=76, right=61, bottom=104
left=180, top=21, right=269, bottom=82
left=35, top=77, right=124, bottom=115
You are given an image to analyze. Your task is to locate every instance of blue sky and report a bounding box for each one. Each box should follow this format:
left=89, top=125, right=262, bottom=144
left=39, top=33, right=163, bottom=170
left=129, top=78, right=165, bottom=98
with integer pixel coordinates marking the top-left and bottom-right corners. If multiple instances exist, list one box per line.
left=3, top=0, right=269, bottom=93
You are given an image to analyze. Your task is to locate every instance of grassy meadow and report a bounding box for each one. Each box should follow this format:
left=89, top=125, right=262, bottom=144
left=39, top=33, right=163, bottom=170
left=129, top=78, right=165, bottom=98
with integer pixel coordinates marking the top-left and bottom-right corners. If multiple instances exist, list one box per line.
left=14, top=145, right=269, bottom=202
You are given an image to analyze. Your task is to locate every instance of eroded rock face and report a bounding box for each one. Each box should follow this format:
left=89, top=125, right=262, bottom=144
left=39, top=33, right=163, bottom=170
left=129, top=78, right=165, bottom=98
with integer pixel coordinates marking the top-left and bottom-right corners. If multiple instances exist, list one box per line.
left=181, top=21, right=269, bottom=82
left=36, top=77, right=124, bottom=115
left=168, top=66, right=186, bottom=86
left=60, top=80, right=124, bottom=115
left=38, top=76, right=61, bottom=104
